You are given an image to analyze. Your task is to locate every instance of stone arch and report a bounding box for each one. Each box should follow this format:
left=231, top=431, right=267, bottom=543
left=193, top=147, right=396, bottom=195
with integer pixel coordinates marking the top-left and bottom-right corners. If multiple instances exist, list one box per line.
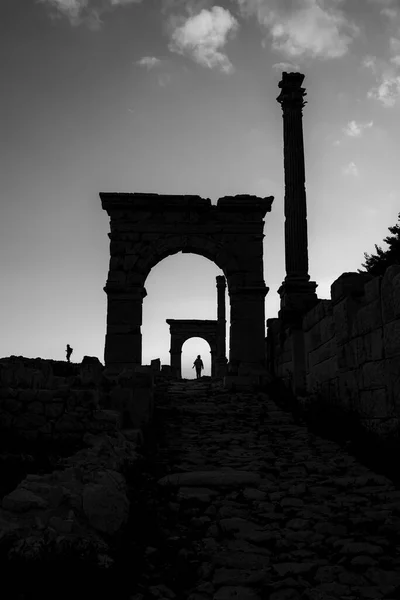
left=166, top=320, right=218, bottom=379
left=101, top=193, right=273, bottom=382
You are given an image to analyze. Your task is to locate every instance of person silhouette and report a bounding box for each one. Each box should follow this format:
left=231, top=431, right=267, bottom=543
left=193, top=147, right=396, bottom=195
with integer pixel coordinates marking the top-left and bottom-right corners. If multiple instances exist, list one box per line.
left=193, top=355, right=204, bottom=379
left=66, top=344, right=73, bottom=363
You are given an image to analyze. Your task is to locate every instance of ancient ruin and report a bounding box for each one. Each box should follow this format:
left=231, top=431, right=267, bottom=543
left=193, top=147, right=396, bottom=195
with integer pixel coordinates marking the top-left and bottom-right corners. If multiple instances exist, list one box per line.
left=166, top=275, right=228, bottom=379
left=100, top=194, right=273, bottom=386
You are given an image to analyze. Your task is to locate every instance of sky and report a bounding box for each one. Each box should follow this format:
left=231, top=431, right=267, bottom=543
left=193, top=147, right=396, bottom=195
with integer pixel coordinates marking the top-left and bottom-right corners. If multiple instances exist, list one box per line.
left=1, top=0, right=400, bottom=378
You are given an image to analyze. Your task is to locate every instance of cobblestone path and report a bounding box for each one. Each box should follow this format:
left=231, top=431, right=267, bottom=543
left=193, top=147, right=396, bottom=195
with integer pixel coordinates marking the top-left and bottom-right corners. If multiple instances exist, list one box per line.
left=131, top=379, right=400, bottom=600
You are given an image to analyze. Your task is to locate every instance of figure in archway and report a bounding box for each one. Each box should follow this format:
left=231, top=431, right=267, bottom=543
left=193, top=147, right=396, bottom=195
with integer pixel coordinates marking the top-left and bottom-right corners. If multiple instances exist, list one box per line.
left=193, top=355, right=204, bottom=379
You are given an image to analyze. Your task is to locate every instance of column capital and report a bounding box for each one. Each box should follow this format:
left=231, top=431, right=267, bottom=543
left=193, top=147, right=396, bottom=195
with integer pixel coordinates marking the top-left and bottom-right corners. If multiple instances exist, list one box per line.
left=277, top=72, right=307, bottom=112
left=216, top=275, right=226, bottom=288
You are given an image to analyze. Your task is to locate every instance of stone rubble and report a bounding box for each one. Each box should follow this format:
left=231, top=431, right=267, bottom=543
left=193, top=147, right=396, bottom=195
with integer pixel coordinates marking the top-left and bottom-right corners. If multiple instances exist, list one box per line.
left=134, top=379, right=400, bottom=600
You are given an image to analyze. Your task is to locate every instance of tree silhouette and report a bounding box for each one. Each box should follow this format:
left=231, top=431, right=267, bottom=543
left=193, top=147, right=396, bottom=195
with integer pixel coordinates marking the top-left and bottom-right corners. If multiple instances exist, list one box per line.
left=358, top=212, right=400, bottom=276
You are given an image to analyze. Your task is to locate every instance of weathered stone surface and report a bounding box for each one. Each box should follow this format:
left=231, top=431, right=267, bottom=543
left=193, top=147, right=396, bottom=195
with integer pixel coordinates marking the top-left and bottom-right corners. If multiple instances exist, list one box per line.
left=2, top=489, right=48, bottom=512
left=158, top=471, right=261, bottom=488
left=82, top=483, right=129, bottom=534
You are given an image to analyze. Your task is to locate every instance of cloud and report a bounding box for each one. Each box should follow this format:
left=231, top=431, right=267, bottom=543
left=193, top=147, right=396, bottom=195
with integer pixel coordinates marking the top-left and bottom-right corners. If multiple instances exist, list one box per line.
left=368, top=72, right=400, bottom=107
left=235, top=0, right=359, bottom=60
left=272, top=61, right=300, bottom=71
left=38, top=0, right=143, bottom=28
left=381, top=7, right=398, bottom=18
left=367, top=0, right=399, bottom=18
left=168, top=6, right=239, bottom=73
left=343, top=120, right=373, bottom=137
left=343, top=161, right=359, bottom=176
left=363, top=52, right=400, bottom=107
left=136, top=56, right=162, bottom=69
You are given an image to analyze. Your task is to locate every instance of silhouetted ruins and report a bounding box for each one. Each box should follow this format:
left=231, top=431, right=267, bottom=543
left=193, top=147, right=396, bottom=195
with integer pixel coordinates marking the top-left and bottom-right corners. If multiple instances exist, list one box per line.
left=1, top=73, right=400, bottom=599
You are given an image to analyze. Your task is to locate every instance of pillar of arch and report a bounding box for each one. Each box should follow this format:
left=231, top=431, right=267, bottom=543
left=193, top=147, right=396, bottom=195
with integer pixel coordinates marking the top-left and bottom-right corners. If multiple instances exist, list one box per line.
left=100, top=193, right=273, bottom=384
left=166, top=320, right=217, bottom=379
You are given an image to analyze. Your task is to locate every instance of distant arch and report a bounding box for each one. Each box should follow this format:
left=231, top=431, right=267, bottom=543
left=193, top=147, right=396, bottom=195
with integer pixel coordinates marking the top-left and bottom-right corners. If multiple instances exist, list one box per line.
left=166, top=320, right=218, bottom=379
left=101, top=193, right=273, bottom=378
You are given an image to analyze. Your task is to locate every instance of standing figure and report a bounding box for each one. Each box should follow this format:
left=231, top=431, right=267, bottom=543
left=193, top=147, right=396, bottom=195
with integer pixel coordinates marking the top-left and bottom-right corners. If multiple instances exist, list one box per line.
left=66, top=344, right=73, bottom=363
left=193, top=355, right=204, bottom=379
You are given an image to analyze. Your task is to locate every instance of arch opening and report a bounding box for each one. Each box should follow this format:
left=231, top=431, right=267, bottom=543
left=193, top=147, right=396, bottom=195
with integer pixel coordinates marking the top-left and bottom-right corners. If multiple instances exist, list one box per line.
left=142, top=253, right=229, bottom=376
left=181, top=337, right=211, bottom=379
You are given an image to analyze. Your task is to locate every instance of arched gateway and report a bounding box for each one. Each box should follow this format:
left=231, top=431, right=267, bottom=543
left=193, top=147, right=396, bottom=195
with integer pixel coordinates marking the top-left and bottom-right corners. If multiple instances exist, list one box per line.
left=100, top=193, right=273, bottom=383
left=167, top=319, right=218, bottom=379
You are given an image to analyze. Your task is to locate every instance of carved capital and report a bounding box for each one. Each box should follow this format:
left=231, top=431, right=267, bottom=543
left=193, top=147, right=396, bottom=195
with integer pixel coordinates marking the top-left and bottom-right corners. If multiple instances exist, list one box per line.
left=277, top=72, right=307, bottom=112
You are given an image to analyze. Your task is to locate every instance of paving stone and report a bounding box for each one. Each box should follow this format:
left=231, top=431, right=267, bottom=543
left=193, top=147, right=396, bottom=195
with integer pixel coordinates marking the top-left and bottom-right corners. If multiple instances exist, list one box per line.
left=135, top=380, right=400, bottom=600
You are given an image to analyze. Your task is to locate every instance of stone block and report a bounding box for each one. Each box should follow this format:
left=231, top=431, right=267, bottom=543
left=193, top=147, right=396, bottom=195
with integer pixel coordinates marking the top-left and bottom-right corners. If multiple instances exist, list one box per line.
left=1, top=397, right=22, bottom=413
left=361, top=360, right=387, bottom=389
left=45, top=402, right=64, bottom=419
left=348, top=330, right=384, bottom=365
left=75, top=389, right=99, bottom=410
left=382, top=265, right=400, bottom=323
left=383, top=321, right=400, bottom=358
left=150, top=358, right=161, bottom=372
left=14, top=413, right=47, bottom=430
left=18, top=389, right=36, bottom=404
left=358, top=388, right=394, bottom=418
left=364, top=276, right=382, bottom=302
left=82, top=483, right=129, bottom=535
left=0, top=411, right=14, bottom=429
left=336, top=341, right=357, bottom=370
left=54, top=414, right=84, bottom=432
left=80, top=356, right=103, bottom=386
left=123, top=255, right=139, bottom=270
left=110, top=386, right=134, bottom=416
left=331, top=272, right=373, bottom=304
left=361, top=416, right=400, bottom=438
left=351, top=299, right=382, bottom=337
left=37, top=390, right=54, bottom=403
left=308, top=355, right=338, bottom=384
left=26, top=401, right=44, bottom=414
left=128, top=387, right=154, bottom=428
left=337, top=369, right=362, bottom=411
left=332, top=297, right=355, bottom=345
left=38, top=422, right=53, bottom=436
left=303, top=300, right=333, bottom=331
left=308, top=338, right=336, bottom=368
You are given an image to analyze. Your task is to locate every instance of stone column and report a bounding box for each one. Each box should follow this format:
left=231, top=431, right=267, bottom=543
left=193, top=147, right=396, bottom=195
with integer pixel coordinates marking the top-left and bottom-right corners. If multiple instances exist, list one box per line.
left=228, top=285, right=268, bottom=376
left=167, top=327, right=182, bottom=379
left=215, top=275, right=228, bottom=376
left=276, top=72, right=318, bottom=326
left=104, top=285, right=147, bottom=372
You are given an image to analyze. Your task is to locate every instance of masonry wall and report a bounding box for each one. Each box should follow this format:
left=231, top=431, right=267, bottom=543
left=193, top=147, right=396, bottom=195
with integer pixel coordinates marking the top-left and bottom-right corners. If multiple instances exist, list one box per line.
left=267, top=265, right=400, bottom=438
left=0, top=356, right=154, bottom=446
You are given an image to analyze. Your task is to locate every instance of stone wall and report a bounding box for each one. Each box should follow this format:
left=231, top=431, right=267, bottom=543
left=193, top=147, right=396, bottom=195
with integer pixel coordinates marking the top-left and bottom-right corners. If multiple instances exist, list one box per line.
left=0, top=356, right=154, bottom=446
left=266, top=265, right=400, bottom=439
left=0, top=356, right=155, bottom=566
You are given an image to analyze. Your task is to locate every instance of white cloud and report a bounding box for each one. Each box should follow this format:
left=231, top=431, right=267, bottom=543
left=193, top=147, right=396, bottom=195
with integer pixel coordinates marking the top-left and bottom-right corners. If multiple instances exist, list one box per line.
left=236, top=0, right=359, bottom=60
left=168, top=6, right=239, bottom=73
left=38, top=0, right=142, bottom=28
left=381, top=7, right=398, bottom=19
left=136, top=56, right=162, bottom=69
left=343, top=161, right=359, bottom=176
left=343, top=120, right=373, bottom=137
left=363, top=55, right=378, bottom=73
left=363, top=52, right=400, bottom=107
left=368, top=72, right=400, bottom=107
left=272, top=61, right=300, bottom=71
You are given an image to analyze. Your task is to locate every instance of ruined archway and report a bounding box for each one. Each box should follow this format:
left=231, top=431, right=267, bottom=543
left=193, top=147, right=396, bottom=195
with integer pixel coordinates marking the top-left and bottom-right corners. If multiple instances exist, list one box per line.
left=166, top=275, right=228, bottom=379
left=166, top=320, right=218, bottom=379
left=100, top=193, right=273, bottom=382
